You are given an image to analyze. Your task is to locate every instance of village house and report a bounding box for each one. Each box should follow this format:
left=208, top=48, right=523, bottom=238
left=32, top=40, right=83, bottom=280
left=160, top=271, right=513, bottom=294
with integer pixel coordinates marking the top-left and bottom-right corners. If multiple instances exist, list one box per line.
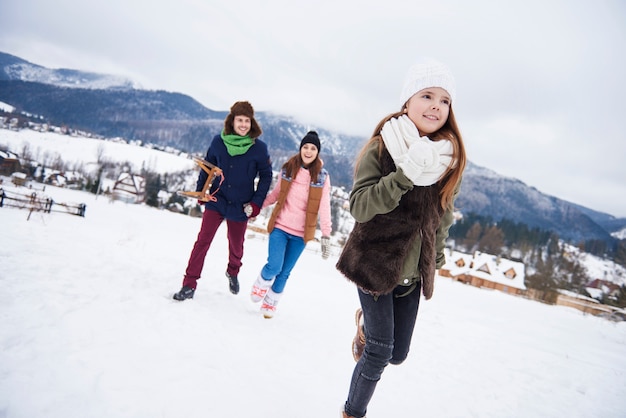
left=553, top=290, right=612, bottom=316
left=0, top=149, right=22, bottom=176
left=44, top=171, right=84, bottom=189
left=10, top=172, right=28, bottom=187
left=439, top=249, right=526, bottom=296
left=440, top=250, right=624, bottom=319
left=585, top=278, right=622, bottom=301
left=111, top=172, right=146, bottom=204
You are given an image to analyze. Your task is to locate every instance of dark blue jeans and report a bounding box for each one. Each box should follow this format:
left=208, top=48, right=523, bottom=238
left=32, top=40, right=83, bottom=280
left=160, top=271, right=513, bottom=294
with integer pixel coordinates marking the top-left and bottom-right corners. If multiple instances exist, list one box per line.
left=344, top=284, right=421, bottom=418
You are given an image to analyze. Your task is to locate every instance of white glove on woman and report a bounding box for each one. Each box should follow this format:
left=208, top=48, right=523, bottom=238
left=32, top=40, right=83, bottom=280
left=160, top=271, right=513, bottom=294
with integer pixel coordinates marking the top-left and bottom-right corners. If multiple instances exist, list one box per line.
left=321, top=236, right=331, bottom=260
left=398, top=140, right=440, bottom=185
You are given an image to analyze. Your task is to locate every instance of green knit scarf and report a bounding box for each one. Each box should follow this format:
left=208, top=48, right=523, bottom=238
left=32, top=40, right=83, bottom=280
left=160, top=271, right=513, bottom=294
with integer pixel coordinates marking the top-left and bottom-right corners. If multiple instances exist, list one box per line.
left=221, top=130, right=254, bottom=156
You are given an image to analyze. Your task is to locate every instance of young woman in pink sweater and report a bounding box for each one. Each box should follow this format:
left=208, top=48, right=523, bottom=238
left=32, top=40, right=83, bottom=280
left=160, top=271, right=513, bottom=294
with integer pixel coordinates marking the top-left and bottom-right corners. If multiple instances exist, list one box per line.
left=250, top=131, right=332, bottom=318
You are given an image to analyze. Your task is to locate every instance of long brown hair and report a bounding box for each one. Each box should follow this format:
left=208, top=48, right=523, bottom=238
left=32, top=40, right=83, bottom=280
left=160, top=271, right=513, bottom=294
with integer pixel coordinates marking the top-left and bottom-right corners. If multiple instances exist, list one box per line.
left=283, top=150, right=323, bottom=184
left=355, top=106, right=466, bottom=210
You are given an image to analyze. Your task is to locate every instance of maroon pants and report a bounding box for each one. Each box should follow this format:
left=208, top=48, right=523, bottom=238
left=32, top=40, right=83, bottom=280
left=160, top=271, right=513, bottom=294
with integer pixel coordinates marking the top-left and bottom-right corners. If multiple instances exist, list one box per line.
left=182, top=208, right=248, bottom=289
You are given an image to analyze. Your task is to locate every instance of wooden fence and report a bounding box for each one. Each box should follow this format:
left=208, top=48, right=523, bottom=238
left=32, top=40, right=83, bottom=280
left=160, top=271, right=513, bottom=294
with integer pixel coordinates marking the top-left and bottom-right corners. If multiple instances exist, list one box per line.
left=0, top=188, right=86, bottom=219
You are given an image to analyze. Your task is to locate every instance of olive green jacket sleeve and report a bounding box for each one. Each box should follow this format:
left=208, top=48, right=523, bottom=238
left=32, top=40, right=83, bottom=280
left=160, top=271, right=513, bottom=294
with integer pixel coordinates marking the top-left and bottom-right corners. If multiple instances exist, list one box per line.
left=349, top=138, right=414, bottom=223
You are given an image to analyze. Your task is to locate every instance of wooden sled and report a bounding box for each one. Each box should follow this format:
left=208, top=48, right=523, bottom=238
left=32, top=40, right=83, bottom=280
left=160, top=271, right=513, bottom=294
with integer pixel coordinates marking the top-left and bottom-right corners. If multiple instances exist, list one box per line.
left=178, top=158, right=224, bottom=202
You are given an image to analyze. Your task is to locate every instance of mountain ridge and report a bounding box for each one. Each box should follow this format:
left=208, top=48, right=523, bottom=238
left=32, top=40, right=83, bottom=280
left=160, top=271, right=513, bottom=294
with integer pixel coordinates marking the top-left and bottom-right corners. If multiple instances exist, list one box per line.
left=0, top=51, right=138, bottom=90
left=1, top=51, right=625, bottom=244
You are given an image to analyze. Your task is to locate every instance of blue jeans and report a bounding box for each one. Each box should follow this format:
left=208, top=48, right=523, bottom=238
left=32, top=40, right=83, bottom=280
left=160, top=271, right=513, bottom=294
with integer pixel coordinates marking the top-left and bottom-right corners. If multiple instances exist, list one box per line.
left=260, top=228, right=306, bottom=294
left=344, top=284, right=421, bottom=418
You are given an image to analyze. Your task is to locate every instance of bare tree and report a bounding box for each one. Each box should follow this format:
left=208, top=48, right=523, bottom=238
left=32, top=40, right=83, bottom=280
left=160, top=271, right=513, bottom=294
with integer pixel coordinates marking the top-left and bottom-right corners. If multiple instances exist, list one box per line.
left=96, top=143, right=106, bottom=165
left=479, top=225, right=505, bottom=255
left=20, top=142, right=32, bottom=163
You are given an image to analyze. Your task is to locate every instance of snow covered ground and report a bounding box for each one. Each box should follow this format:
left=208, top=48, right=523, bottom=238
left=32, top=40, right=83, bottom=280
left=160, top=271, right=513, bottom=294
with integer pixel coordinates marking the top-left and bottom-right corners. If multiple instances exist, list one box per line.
left=1, top=129, right=626, bottom=417
left=0, top=128, right=195, bottom=175
left=1, top=183, right=625, bottom=418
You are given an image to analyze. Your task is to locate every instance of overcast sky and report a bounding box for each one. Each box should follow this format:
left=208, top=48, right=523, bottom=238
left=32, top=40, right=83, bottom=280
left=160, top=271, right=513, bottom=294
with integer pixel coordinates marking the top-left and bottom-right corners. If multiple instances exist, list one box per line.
left=1, top=0, right=625, bottom=217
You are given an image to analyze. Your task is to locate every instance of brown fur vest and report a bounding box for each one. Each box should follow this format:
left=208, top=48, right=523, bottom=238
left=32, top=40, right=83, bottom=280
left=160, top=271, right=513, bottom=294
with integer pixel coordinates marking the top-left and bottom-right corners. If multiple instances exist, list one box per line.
left=336, top=148, right=444, bottom=299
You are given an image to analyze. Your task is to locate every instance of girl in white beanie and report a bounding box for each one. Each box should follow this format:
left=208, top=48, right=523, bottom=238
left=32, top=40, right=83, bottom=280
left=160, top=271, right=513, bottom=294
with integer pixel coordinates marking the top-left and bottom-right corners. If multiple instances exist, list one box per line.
left=336, top=58, right=466, bottom=418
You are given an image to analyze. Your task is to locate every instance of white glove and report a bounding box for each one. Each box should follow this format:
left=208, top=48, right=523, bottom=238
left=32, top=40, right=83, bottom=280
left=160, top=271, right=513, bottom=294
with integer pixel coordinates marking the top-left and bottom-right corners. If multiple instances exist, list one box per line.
left=321, top=236, right=330, bottom=260
left=398, top=141, right=440, bottom=185
left=243, top=202, right=260, bottom=218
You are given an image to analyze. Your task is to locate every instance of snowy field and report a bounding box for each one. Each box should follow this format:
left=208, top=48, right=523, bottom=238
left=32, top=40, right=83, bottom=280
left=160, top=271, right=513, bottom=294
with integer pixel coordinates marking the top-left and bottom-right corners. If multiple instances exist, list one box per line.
left=1, top=183, right=625, bottom=418
left=0, top=128, right=196, bottom=174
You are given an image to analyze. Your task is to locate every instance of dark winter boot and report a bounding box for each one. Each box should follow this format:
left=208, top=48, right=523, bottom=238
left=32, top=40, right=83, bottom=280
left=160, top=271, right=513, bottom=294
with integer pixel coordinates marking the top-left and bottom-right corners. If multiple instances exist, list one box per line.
left=352, top=308, right=366, bottom=361
left=226, top=272, right=240, bottom=295
left=173, top=285, right=195, bottom=301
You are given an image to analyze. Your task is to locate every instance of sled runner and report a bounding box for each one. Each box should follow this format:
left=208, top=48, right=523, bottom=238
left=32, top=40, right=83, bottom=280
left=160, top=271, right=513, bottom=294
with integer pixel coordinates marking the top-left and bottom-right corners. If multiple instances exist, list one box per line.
left=178, top=158, right=224, bottom=202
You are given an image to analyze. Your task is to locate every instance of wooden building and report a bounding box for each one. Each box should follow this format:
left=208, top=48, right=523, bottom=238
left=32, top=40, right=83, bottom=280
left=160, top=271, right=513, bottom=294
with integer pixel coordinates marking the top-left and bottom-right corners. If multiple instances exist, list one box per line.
left=440, top=249, right=526, bottom=296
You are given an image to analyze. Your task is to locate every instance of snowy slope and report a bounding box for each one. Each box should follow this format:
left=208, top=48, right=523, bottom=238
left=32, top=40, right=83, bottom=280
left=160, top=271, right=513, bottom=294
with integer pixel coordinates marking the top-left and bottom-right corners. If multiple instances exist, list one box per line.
left=0, top=101, right=15, bottom=112
left=2, top=127, right=625, bottom=287
left=613, top=228, right=626, bottom=240
left=0, top=182, right=625, bottom=418
left=0, top=128, right=195, bottom=174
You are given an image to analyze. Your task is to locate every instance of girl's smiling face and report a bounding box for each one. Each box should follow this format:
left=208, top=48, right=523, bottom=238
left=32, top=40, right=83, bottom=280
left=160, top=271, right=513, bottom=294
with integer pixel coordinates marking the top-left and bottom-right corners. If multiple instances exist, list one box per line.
left=233, top=115, right=251, bottom=136
left=300, top=143, right=319, bottom=167
left=405, top=87, right=451, bottom=136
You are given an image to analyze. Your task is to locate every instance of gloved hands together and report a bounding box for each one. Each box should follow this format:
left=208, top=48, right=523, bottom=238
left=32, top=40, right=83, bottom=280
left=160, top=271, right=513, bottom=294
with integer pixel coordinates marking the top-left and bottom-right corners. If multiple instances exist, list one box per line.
left=243, top=202, right=260, bottom=218
left=321, top=236, right=330, bottom=260
left=398, top=140, right=440, bottom=185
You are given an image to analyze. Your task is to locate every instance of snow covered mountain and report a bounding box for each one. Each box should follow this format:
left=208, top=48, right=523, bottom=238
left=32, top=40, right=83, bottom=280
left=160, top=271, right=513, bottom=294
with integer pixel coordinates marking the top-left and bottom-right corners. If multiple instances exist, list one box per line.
left=456, top=162, right=624, bottom=243
left=0, top=51, right=139, bottom=90
left=2, top=50, right=626, bottom=244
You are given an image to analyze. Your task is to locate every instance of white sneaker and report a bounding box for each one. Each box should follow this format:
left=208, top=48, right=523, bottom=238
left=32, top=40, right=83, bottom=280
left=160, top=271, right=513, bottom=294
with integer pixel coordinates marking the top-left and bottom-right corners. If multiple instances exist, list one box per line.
left=260, top=289, right=281, bottom=318
left=250, top=274, right=273, bottom=303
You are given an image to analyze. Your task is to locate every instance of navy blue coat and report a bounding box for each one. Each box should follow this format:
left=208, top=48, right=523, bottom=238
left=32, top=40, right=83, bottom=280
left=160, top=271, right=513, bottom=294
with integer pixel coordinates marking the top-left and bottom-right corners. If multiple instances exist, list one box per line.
left=197, top=134, right=273, bottom=222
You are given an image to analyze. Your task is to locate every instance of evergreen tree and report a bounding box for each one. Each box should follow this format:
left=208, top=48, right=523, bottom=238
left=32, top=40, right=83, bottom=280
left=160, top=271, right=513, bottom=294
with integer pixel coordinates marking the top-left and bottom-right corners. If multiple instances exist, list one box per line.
left=614, top=240, right=626, bottom=268
left=144, top=172, right=162, bottom=207
left=89, top=168, right=103, bottom=195
left=615, top=285, right=626, bottom=308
